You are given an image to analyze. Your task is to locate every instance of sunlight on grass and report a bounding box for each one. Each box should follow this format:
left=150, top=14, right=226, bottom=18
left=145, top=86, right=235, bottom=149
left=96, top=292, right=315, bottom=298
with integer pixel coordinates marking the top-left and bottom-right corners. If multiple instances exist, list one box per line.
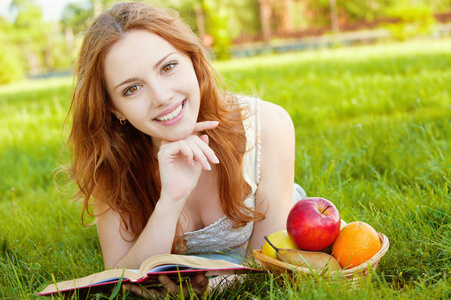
left=1, top=37, right=450, bottom=299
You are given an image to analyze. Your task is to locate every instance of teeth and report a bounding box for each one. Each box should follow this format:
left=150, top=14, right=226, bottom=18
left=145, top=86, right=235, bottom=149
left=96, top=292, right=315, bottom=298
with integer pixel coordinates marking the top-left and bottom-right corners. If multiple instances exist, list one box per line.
left=156, top=103, right=183, bottom=121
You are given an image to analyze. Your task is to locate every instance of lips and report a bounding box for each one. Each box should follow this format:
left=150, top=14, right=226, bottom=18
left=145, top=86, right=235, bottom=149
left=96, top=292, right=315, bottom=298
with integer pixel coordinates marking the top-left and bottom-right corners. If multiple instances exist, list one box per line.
left=155, top=100, right=185, bottom=122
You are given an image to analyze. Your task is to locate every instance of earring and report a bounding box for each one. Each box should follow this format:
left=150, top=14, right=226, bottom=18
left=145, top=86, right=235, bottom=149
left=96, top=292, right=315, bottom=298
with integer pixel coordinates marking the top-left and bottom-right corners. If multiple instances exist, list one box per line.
left=120, top=118, right=126, bottom=125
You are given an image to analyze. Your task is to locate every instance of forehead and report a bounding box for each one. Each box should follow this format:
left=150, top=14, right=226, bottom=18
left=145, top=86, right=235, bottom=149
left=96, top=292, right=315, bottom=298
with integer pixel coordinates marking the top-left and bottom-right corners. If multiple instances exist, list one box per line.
left=103, top=30, right=179, bottom=85
left=106, top=29, right=177, bottom=61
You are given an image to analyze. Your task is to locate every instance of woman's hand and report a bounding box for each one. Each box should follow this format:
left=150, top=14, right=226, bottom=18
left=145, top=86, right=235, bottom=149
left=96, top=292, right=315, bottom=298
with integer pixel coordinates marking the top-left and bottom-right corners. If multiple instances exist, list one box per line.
left=158, top=121, right=219, bottom=203
left=123, top=274, right=209, bottom=299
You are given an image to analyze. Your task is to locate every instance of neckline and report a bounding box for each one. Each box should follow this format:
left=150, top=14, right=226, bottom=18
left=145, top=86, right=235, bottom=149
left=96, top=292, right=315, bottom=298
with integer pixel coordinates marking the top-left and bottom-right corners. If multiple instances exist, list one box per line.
left=183, top=215, right=227, bottom=236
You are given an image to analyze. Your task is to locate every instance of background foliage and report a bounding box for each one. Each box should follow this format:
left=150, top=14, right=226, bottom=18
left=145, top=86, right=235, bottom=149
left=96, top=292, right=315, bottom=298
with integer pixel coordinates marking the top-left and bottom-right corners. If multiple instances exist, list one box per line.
left=0, top=0, right=450, bottom=83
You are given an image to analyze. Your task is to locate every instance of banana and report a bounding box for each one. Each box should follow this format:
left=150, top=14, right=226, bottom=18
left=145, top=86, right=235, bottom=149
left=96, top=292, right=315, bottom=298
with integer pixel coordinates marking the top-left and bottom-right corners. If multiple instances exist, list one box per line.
left=264, top=235, right=342, bottom=272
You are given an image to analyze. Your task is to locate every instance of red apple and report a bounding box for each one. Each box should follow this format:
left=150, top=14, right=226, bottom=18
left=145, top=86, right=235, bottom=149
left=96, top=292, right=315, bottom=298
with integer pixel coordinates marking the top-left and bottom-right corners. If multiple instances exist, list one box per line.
left=286, top=197, right=341, bottom=251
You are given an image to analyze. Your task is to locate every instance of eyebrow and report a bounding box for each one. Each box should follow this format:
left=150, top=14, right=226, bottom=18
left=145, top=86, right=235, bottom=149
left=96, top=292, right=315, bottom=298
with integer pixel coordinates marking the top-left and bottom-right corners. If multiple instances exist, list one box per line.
left=113, top=52, right=177, bottom=91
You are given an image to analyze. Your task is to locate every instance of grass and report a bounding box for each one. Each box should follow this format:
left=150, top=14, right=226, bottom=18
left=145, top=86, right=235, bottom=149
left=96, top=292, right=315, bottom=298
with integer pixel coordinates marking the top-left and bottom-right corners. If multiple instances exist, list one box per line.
left=0, top=37, right=450, bottom=299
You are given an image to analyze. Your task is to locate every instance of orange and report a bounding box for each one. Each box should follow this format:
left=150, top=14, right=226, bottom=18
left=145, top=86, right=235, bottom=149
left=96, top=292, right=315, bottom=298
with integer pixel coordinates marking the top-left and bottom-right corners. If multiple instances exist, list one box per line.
left=331, top=221, right=381, bottom=269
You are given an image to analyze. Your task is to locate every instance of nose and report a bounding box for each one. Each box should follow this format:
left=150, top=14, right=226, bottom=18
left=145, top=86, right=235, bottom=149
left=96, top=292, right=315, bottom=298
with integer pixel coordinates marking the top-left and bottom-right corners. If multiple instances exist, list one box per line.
left=148, top=79, right=173, bottom=107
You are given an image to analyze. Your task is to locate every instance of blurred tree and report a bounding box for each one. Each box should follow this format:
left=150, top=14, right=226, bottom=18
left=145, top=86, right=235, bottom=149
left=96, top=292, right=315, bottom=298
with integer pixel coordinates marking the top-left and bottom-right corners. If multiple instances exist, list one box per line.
left=0, top=16, right=24, bottom=84
left=9, top=0, right=51, bottom=75
left=201, top=0, right=231, bottom=59
left=385, top=4, right=436, bottom=40
left=329, top=0, right=339, bottom=33
left=259, top=0, right=272, bottom=44
left=272, top=0, right=294, bottom=32
left=166, top=0, right=241, bottom=59
left=61, top=0, right=115, bottom=35
left=61, top=2, right=92, bottom=35
left=60, top=0, right=116, bottom=64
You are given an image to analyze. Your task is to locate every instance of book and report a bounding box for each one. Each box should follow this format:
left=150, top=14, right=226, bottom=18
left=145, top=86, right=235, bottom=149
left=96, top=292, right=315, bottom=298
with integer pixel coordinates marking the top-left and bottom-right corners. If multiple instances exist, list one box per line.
left=37, top=254, right=262, bottom=296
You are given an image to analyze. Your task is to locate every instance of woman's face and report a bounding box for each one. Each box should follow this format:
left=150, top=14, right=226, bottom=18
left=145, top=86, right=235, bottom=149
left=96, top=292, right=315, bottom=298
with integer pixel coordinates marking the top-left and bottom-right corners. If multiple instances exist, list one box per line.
left=104, top=30, right=201, bottom=147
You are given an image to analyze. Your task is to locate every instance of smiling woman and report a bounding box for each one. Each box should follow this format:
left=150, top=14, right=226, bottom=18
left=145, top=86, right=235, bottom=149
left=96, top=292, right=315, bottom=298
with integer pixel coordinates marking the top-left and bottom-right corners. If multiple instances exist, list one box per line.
left=59, top=1, right=303, bottom=298
left=104, top=31, right=201, bottom=144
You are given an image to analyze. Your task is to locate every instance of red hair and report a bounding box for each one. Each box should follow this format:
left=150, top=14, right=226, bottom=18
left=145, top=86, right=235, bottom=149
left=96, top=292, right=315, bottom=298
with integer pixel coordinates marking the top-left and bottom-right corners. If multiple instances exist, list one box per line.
left=62, top=2, right=264, bottom=252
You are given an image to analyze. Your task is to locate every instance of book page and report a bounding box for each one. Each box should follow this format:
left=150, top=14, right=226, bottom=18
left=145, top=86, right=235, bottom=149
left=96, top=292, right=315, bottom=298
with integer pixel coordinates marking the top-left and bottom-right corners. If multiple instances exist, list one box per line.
left=139, top=254, right=245, bottom=276
left=39, top=268, right=141, bottom=294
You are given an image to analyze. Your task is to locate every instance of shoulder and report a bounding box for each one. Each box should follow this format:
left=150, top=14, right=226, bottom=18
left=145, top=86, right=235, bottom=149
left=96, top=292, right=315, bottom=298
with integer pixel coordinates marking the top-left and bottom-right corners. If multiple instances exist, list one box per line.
left=249, top=100, right=295, bottom=251
left=259, top=100, right=294, bottom=145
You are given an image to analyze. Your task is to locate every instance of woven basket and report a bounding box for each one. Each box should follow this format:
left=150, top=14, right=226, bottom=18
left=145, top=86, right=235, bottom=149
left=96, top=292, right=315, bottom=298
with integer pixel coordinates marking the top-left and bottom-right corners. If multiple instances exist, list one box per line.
left=253, top=233, right=389, bottom=283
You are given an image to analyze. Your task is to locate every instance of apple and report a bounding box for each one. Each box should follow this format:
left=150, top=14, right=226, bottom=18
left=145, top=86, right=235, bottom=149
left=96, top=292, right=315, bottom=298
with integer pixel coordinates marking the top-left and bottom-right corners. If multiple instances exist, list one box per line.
left=262, top=230, right=299, bottom=259
left=321, top=219, right=347, bottom=254
left=286, top=197, right=341, bottom=251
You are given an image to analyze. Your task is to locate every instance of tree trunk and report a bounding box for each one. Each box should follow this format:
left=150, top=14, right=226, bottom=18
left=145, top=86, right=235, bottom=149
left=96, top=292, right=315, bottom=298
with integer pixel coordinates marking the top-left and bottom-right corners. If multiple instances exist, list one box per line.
left=65, top=27, right=74, bottom=57
left=44, top=34, right=54, bottom=71
left=278, top=0, right=293, bottom=32
left=259, top=0, right=272, bottom=45
left=329, top=0, right=339, bottom=34
left=195, top=4, right=206, bottom=39
left=28, top=51, right=41, bottom=76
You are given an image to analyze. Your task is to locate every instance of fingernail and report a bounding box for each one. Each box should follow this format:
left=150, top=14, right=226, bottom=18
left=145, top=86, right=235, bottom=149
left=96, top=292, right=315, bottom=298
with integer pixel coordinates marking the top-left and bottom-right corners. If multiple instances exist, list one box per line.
left=206, top=162, right=211, bottom=170
left=213, top=155, right=220, bottom=164
left=210, top=121, right=219, bottom=125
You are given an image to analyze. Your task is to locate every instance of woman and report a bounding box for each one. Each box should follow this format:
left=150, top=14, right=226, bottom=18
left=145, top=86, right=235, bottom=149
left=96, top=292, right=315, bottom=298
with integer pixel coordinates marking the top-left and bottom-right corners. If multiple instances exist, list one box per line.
left=64, top=1, right=304, bottom=297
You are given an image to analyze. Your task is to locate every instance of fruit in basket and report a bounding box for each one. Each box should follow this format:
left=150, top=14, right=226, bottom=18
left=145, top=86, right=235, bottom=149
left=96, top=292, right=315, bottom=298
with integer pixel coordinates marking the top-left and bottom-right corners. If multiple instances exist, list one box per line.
left=262, top=230, right=298, bottom=259
left=321, top=219, right=348, bottom=254
left=264, top=236, right=341, bottom=272
left=286, top=197, right=341, bottom=251
left=332, top=221, right=381, bottom=269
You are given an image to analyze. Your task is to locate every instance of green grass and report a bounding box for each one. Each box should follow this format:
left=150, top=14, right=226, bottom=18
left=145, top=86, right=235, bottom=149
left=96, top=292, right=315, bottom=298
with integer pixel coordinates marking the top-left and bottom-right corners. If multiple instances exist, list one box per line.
left=1, top=37, right=450, bottom=299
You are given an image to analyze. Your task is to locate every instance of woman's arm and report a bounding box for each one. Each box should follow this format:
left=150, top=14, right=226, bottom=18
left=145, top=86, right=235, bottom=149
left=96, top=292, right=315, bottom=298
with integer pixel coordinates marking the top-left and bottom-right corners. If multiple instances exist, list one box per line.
left=95, top=122, right=220, bottom=270
left=248, top=100, right=295, bottom=253
left=94, top=197, right=184, bottom=269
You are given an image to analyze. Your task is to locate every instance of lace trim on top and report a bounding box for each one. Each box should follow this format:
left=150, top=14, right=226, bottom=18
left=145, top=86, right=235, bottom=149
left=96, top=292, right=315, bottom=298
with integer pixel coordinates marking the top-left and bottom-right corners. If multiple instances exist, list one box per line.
left=183, top=96, right=261, bottom=254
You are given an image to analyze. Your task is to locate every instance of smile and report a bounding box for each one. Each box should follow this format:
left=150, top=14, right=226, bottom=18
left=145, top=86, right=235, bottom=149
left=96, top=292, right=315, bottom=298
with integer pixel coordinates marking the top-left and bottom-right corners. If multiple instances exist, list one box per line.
left=156, top=102, right=184, bottom=121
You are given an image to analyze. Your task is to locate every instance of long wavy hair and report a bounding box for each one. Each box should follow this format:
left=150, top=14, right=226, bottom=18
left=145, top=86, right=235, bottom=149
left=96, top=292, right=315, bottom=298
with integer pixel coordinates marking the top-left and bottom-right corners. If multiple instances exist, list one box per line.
left=62, top=2, right=264, bottom=252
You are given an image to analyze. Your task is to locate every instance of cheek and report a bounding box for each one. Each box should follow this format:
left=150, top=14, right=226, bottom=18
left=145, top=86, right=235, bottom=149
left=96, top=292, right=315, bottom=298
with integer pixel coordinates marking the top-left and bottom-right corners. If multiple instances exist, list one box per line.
left=126, top=106, right=147, bottom=120
left=114, top=100, right=144, bottom=122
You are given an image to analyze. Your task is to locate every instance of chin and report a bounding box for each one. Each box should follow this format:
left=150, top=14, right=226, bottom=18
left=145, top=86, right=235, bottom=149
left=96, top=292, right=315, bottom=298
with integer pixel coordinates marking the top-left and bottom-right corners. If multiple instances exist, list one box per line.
left=168, top=127, right=196, bottom=142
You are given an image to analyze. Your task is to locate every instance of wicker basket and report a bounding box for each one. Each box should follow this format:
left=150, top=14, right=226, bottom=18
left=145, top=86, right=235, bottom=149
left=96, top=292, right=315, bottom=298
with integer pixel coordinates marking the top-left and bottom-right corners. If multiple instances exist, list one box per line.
left=253, top=233, right=389, bottom=283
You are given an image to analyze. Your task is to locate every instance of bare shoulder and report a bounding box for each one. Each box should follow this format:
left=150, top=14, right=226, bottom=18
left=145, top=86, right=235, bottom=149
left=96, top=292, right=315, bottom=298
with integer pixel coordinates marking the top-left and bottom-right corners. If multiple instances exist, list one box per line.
left=249, top=100, right=295, bottom=251
left=257, top=99, right=295, bottom=189
left=259, top=100, right=294, bottom=144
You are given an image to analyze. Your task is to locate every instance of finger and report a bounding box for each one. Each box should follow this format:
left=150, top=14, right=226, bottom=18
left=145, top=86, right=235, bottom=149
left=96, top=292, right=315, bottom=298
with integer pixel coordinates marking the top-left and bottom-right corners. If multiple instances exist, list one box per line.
left=160, top=139, right=198, bottom=167
left=193, top=121, right=219, bottom=133
left=177, top=141, right=195, bottom=166
left=199, top=134, right=209, bottom=145
left=158, top=275, right=180, bottom=295
left=181, top=139, right=211, bottom=170
left=192, top=135, right=219, bottom=165
left=160, top=135, right=218, bottom=168
left=122, top=284, right=156, bottom=300
left=185, top=137, right=220, bottom=170
left=191, top=274, right=209, bottom=294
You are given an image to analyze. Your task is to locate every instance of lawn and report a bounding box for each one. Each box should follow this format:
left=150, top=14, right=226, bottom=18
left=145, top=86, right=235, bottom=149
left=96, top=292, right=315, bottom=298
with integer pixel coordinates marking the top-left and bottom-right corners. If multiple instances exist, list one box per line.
left=0, top=37, right=450, bottom=299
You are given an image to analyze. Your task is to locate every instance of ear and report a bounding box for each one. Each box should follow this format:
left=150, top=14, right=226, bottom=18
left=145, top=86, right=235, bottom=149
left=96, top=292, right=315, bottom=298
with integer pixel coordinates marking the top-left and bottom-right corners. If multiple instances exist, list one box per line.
left=111, top=111, right=123, bottom=120
left=110, top=107, right=125, bottom=121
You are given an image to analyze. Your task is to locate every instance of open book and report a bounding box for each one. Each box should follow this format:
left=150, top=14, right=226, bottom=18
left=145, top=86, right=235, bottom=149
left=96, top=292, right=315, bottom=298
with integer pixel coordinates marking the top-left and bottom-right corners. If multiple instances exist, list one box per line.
left=37, top=254, right=262, bottom=296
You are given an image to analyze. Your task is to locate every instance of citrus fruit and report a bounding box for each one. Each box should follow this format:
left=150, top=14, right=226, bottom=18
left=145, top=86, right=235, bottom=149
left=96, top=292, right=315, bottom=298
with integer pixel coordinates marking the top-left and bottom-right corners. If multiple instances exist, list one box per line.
left=262, top=230, right=298, bottom=259
left=331, top=221, right=381, bottom=269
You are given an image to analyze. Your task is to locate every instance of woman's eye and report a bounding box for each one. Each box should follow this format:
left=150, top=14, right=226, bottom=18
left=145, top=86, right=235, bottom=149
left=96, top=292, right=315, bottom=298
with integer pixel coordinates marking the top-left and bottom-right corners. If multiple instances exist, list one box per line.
left=162, top=61, right=178, bottom=74
left=124, top=85, right=141, bottom=95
